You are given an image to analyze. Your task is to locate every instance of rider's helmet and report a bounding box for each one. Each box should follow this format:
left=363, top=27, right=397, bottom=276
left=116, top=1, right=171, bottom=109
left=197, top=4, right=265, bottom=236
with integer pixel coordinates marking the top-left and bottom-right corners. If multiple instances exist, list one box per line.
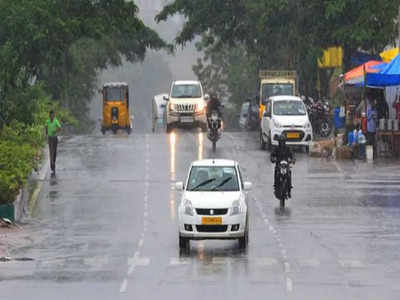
left=210, top=93, right=218, bottom=101
left=278, top=133, right=287, bottom=147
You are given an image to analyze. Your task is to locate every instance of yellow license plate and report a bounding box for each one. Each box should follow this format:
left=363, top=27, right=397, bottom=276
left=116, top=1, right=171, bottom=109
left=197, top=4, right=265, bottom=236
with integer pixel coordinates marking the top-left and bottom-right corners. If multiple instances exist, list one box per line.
left=201, top=217, right=222, bottom=225
left=287, top=132, right=300, bottom=139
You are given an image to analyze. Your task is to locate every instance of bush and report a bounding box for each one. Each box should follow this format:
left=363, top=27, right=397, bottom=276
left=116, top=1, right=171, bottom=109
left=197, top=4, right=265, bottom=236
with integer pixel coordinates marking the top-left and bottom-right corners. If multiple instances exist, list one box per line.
left=0, top=88, right=77, bottom=205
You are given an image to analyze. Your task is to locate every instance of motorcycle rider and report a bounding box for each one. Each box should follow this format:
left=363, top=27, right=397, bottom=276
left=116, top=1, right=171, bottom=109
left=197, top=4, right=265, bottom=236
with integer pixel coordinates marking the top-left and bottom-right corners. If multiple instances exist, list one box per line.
left=206, top=93, right=223, bottom=128
left=270, top=133, right=295, bottom=198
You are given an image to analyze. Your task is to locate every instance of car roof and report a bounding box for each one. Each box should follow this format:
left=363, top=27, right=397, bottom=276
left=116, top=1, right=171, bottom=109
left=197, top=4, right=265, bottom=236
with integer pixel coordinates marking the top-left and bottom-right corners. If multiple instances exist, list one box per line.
left=269, top=95, right=302, bottom=101
left=103, top=82, right=128, bottom=87
left=173, top=80, right=201, bottom=85
left=191, top=159, right=237, bottom=167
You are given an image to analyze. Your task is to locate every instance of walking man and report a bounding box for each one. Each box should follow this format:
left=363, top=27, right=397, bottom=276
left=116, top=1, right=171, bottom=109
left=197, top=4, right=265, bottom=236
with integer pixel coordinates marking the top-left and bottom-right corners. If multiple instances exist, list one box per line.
left=45, top=110, right=61, bottom=175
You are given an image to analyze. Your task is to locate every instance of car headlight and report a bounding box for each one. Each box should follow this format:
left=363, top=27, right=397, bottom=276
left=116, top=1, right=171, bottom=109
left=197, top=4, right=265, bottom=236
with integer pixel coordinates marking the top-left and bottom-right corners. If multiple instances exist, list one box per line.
left=169, top=103, right=176, bottom=112
left=273, top=120, right=282, bottom=128
left=184, top=199, right=194, bottom=216
left=196, top=101, right=206, bottom=113
left=230, top=200, right=242, bottom=216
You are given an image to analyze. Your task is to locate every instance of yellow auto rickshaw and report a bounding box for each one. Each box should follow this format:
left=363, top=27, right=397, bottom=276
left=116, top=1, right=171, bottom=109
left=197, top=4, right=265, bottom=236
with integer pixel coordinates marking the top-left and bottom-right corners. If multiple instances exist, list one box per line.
left=101, top=82, right=132, bottom=134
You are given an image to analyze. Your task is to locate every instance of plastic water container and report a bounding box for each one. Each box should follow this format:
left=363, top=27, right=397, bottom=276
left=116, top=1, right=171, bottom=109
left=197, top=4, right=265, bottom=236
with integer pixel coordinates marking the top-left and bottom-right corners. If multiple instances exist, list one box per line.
left=333, top=107, right=345, bottom=129
left=387, top=119, right=393, bottom=131
left=366, top=145, right=373, bottom=162
left=379, top=119, right=386, bottom=131
left=394, top=120, right=399, bottom=131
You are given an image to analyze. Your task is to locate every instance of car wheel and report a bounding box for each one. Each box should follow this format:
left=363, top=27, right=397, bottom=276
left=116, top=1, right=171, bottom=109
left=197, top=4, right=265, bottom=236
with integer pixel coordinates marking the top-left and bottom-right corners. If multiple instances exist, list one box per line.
left=101, top=128, right=106, bottom=135
left=304, top=145, right=310, bottom=153
left=166, top=124, right=173, bottom=133
left=238, top=221, right=249, bottom=250
left=179, top=235, right=190, bottom=251
left=260, top=132, right=266, bottom=150
left=267, top=133, right=272, bottom=151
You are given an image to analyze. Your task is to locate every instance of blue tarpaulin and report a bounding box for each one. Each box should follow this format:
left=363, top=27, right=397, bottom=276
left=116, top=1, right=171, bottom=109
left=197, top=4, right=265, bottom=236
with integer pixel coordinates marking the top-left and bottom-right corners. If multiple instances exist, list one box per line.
left=366, top=54, right=400, bottom=87
left=350, top=51, right=382, bottom=67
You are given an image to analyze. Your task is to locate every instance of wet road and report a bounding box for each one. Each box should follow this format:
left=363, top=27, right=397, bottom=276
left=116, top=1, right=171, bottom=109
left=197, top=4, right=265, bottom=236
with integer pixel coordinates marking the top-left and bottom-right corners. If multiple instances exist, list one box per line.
left=1, top=129, right=400, bottom=300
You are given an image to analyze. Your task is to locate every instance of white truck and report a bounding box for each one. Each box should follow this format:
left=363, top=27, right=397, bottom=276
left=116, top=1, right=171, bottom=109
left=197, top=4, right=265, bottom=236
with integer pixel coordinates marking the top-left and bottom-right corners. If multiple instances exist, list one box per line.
left=164, top=80, right=208, bottom=133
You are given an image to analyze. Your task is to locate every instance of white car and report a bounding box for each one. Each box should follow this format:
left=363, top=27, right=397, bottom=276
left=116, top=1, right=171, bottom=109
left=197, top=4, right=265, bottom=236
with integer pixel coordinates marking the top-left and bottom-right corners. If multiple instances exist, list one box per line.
left=176, top=159, right=252, bottom=251
left=260, top=95, right=313, bottom=152
left=164, top=80, right=208, bottom=133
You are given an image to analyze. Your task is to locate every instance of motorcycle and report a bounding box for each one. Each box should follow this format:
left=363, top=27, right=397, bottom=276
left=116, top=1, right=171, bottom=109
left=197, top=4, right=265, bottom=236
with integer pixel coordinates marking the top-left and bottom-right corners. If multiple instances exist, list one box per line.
left=274, top=159, right=293, bottom=208
left=207, top=110, right=222, bottom=152
left=306, top=99, right=332, bottom=138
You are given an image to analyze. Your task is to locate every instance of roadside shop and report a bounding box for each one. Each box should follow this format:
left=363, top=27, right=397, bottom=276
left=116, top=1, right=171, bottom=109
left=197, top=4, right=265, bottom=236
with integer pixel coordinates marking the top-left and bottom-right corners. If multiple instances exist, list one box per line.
left=343, top=50, right=400, bottom=159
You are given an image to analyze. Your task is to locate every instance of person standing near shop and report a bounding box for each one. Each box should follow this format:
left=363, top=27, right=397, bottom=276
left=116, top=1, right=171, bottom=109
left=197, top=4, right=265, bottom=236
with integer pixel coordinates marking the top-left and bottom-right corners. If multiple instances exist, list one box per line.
left=367, top=100, right=377, bottom=158
left=394, top=94, right=400, bottom=120
left=45, top=110, right=62, bottom=176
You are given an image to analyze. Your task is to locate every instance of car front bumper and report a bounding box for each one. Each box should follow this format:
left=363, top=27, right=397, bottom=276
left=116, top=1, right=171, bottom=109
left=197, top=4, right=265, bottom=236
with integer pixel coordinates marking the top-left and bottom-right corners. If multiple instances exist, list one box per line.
left=271, top=128, right=313, bottom=146
left=179, top=213, right=247, bottom=240
left=167, top=111, right=207, bottom=126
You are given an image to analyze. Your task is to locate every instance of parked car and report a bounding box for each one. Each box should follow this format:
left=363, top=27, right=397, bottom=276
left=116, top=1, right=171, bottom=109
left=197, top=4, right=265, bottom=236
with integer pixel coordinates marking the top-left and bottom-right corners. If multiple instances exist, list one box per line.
left=239, top=100, right=259, bottom=131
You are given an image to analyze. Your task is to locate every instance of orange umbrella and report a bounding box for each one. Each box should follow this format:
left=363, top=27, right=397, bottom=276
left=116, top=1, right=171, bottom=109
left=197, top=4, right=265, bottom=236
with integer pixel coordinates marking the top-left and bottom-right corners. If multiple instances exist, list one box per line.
left=344, top=61, right=383, bottom=85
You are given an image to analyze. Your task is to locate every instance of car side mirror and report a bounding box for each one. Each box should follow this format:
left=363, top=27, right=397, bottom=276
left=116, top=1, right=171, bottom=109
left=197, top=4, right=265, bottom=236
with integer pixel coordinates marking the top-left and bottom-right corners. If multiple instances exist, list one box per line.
left=175, top=182, right=184, bottom=191
left=204, top=94, right=210, bottom=101
left=163, top=96, right=169, bottom=101
left=243, top=182, right=252, bottom=191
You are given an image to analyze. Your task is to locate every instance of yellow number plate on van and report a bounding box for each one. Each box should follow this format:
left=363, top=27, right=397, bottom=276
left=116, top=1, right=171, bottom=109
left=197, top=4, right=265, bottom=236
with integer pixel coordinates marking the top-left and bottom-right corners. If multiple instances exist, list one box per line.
left=287, top=132, right=300, bottom=139
left=201, top=217, right=222, bottom=225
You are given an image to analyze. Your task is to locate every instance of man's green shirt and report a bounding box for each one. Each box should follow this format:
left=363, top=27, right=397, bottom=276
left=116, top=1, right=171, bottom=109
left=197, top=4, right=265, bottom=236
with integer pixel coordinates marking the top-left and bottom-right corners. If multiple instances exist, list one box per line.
left=46, top=118, right=61, bottom=137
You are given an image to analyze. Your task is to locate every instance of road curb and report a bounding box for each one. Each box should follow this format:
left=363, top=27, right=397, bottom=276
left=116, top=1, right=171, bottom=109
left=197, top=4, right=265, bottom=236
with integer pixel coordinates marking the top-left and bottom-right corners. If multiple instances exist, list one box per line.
left=14, top=141, right=52, bottom=221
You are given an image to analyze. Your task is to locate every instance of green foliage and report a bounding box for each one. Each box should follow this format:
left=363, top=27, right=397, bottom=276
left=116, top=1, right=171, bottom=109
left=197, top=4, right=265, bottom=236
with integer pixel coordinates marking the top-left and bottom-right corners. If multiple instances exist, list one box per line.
left=0, top=0, right=169, bottom=128
left=193, top=39, right=258, bottom=107
left=157, top=0, right=399, bottom=98
left=0, top=86, right=76, bottom=205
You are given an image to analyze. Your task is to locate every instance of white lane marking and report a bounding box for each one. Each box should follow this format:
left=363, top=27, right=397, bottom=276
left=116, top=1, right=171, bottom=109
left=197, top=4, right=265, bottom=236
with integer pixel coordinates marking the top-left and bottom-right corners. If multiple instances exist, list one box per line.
left=286, top=277, right=293, bottom=292
left=339, top=260, right=365, bottom=268
left=254, top=196, right=294, bottom=291
left=299, top=258, right=320, bottom=267
left=138, top=239, right=144, bottom=248
left=284, top=262, right=291, bottom=273
left=120, top=137, right=151, bottom=293
left=120, top=278, right=128, bottom=293
left=169, top=257, right=190, bottom=266
left=255, top=257, right=279, bottom=266
left=84, top=256, right=109, bottom=267
left=212, top=257, right=230, bottom=264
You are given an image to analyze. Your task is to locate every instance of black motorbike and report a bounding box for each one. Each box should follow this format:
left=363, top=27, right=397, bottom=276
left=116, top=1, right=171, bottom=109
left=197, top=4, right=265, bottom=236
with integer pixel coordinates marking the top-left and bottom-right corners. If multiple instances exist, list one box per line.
left=207, top=110, right=222, bottom=152
left=273, top=159, right=293, bottom=208
left=306, top=100, right=332, bottom=138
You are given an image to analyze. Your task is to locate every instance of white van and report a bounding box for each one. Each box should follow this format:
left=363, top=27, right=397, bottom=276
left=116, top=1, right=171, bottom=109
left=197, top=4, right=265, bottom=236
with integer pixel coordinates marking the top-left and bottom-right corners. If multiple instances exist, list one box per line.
left=260, top=95, right=313, bottom=152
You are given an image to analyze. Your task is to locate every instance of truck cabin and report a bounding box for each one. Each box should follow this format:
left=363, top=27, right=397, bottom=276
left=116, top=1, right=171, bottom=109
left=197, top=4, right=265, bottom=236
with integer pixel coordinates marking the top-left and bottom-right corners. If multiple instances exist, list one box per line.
left=261, top=82, right=295, bottom=104
left=103, top=82, right=129, bottom=107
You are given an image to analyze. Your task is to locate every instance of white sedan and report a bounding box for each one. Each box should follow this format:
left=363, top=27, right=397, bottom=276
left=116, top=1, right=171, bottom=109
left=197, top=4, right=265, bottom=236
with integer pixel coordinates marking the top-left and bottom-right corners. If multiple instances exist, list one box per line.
left=176, top=159, right=252, bottom=251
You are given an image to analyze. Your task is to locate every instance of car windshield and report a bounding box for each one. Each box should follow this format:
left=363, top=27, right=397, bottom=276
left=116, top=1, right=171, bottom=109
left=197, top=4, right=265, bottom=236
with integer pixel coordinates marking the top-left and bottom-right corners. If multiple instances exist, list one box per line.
left=105, top=87, right=126, bottom=101
left=273, top=100, right=306, bottom=116
left=171, top=84, right=202, bottom=98
left=262, top=83, right=293, bottom=101
left=187, top=166, right=240, bottom=191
